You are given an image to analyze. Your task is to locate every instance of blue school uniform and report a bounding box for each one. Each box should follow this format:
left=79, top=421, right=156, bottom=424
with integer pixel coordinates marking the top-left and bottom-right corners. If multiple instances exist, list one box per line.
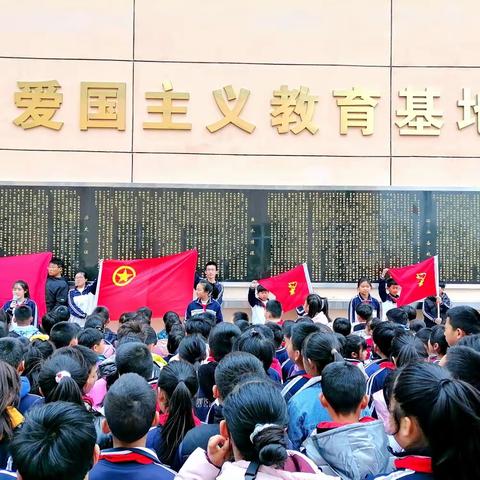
left=366, top=361, right=396, bottom=403
left=281, top=358, right=295, bottom=382
left=287, top=376, right=331, bottom=450
left=185, top=298, right=223, bottom=323
left=281, top=370, right=310, bottom=404
left=348, top=294, right=381, bottom=323
left=275, top=346, right=289, bottom=365
left=90, top=447, right=175, bottom=480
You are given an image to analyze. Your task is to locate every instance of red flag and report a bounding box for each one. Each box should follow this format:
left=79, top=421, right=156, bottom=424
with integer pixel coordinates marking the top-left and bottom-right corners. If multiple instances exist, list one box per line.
left=96, top=250, right=198, bottom=320
left=0, top=252, right=52, bottom=320
left=388, top=256, right=439, bottom=307
left=259, top=264, right=313, bottom=312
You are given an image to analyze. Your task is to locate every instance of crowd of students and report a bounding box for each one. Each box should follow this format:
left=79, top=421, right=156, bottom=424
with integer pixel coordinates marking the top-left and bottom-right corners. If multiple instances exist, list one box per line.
left=0, top=258, right=479, bottom=479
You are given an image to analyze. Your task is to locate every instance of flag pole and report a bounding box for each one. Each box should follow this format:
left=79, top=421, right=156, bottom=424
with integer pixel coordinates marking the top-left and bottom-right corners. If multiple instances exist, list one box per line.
left=434, top=255, right=441, bottom=321
left=94, top=259, right=104, bottom=308
left=303, top=263, right=314, bottom=294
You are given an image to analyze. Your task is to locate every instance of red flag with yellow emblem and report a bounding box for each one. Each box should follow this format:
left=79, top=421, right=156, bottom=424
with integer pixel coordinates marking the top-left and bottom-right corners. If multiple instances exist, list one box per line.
left=388, top=256, right=439, bottom=307
left=96, top=250, right=198, bottom=320
left=258, top=264, right=313, bottom=312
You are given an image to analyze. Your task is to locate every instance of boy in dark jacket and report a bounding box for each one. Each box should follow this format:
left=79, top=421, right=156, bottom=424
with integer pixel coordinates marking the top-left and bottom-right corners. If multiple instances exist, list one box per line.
left=45, top=257, right=69, bottom=312
left=90, top=373, right=175, bottom=480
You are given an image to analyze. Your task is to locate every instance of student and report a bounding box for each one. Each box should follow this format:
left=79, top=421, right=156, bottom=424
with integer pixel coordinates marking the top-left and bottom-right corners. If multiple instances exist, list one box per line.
left=46, top=257, right=69, bottom=312
left=287, top=331, right=344, bottom=449
left=353, top=304, right=373, bottom=333
left=444, top=305, right=480, bottom=346
left=68, top=271, right=97, bottom=326
left=265, top=299, right=283, bottom=323
left=146, top=360, right=200, bottom=470
left=304, top=362, right=390, bottom=480
left=137, top=306, right=153, bottom=324
left=428, top=325, right=448, bottom=363
left=378, top=269, right=401, bottom=320
left=90, top=373, right=175, bottom=480
left=165, top=325, right=185, bottom=362
left=178, top=352, right=267, bottom=466
left=232, top=311, right=249, bottom=323
left=409, top=319, right=426, bottom=333
left=186, top=281, right=223, bottom=323
left=445, top=345, right=480, bottom=390
left=194, top=261, right=225, bottom=305
left=116, top=342, right=157, bottom=385
left=303, top=293, right=332, bottom=325
left=9, top=305, right=39, bottom=339
left=232, top=328, right=279, bottom=383
left=348, top=277, right=381, bottom=323
left=402, top=305, right=418, bottom=323
left=265, top=321, right=288, bottom=364
left=23, top=338, right=55, bottom=396
left=49, top=321, right=79, bottom=349
left=7, top=402, right=98, bottom=480
left=143, top=325, right=167, bottom=365
left=196, top=323, right=241, bottom=422
left=280, top=322, right=296, bottom=381
left=176, top=380, right=325, bottom=480
left=281, top=322, right=321, bottom=402
left=368, top=363, right=480, bottom=480
left=333, top=317, right=351, bottom=337
left=78, top=327, right=106, bottom=361
left=0, top=361, right=24, bottom=469
left=2, top=280, right=38, bottom=327
left=248, top=280, right=269, bottom=325
left=422, top=282, right=451, bottom=327
left=185, top=314, right=214, bottom=339
left=365, top=322, right=404, bottom=399
left=0, top=338, right=42, bottom=415
left=179, top=335, right=207, bottom=368
left=343, top=334, right=369, bottom=366
left=386, top=308, right=409, bottom=328
left=91, top=306, right=116, bottom=344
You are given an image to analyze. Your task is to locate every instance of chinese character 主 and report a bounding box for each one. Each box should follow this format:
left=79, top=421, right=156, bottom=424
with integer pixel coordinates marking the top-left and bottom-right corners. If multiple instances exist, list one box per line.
left=143, top=80, right=191, bottom=130
left=270, top=85, right=318, bottom=134
left=207, top=85, right=255, bottom=133
left=333, top=87, right=381, bottom=135
left=80, top=82, right=126, bottom=130
left=395, top=88, right=443, bottom=136
left=13, top=80, right=63, bottom=130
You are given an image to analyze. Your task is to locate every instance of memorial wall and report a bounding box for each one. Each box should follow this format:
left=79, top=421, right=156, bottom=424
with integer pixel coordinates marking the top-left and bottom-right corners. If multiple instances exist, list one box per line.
left=0, top=0, right=479, bottom=299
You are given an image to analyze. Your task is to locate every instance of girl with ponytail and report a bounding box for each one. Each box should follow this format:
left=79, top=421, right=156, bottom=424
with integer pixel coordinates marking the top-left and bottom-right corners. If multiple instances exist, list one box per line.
left=146, top=360, right=199, bottom=470
left=176, top=379, right=328, bottom=480
left=287, top=331, right=343, bottom=450
left=0, top=361, right=23, bottom=469
left=38, top=353, right=86, bottom=405
left=370, top=362, right=480, bottom=480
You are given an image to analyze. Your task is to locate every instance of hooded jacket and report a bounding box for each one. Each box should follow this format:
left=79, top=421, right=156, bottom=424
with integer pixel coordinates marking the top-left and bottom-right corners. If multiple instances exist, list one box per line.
left=303, top=418, right=393, bottom=480
left=176, top=447, right=338, bottom=480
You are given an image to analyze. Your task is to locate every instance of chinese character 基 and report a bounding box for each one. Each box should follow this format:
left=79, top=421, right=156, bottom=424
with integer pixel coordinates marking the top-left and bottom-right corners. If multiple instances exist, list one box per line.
left=270, top=85, right=318, bottom=134
left=395, top=88, right=443, bottom=136
left=13, top=80, right=63, bottom=130
left=333, top=87, right=381, bottom=135
left=80, top=82, right=126, bottom=130
left=207, top=85, right=255, bottom=133
left=143, top=80, right=191, bottom=130
left=457, top=87, right=480, bottom=133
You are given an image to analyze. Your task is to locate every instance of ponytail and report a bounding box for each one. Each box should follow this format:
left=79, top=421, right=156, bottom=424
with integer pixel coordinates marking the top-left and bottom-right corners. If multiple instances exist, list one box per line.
left=157, top=361, right=198, bottom=466
left=178, top=335, right=207, bottom=369
left=0, top=361, right=20, bottom=441
left=392, top=363, right=480, bottom=480
left=302, top=332, right=343, bottom=375
left=38, top=354, right=86, bottom=406
left=223, top=379, right=288, bottom=467
left=391, top=333, right=428, bottom=368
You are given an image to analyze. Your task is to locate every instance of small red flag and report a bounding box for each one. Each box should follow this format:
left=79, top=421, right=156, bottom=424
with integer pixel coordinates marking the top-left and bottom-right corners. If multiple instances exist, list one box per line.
left=0, top=252, right=52, bottom=320
left=388, top=256, right=439, bottom=307
left=258, top=264, right=313, bottom=312
left=96, top=250, right=198, bottom=320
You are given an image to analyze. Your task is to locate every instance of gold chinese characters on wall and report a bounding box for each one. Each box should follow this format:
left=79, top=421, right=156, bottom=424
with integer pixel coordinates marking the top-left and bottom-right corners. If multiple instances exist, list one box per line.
left=12, top=80, right=479, bottom=136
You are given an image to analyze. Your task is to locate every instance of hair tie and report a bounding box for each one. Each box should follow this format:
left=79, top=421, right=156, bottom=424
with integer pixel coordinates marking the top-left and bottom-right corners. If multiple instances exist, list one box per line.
left=439, top=378, right=453, bottom=388
left=331, top=348, right=338, bottom=355
left=55, top=371, right=71, bottom=384
left=249, top=423, right=280, bottom=444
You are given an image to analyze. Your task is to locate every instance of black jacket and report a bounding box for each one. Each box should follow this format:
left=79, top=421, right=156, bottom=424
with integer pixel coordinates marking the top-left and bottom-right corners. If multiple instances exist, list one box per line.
left=45, top=276, right=69, bottom=312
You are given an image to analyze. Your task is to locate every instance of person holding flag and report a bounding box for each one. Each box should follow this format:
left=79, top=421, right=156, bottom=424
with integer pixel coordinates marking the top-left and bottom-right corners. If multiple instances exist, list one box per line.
left=422, top=281, right=451, bottom=327
left=382, top=256, right=440, bottom=318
